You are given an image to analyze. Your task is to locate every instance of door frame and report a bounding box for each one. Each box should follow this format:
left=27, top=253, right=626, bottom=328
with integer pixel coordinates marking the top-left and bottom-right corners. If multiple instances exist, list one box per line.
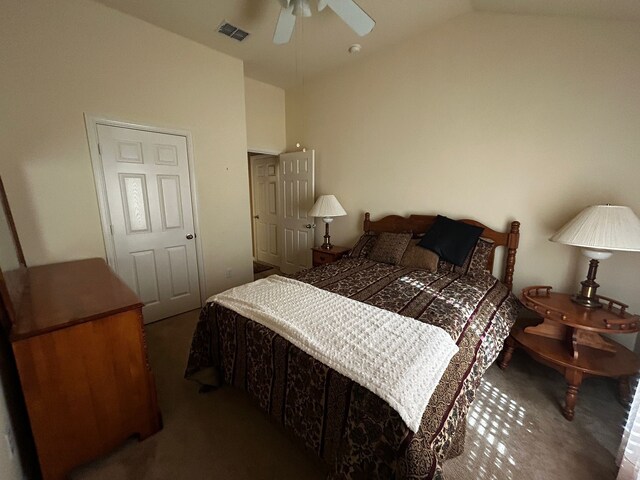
left=84, top=114, right=207, bottom=305
left=248, top=153, right=281, bottom=267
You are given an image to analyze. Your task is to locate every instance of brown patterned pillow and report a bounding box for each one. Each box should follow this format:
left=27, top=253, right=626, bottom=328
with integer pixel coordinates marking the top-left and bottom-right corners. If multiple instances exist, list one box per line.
left=367, top=232, right=412, bottom=265
left=349, top=232, right=377, bottom=258
left=399, top=240, right=439, bottom=271
left=467, top=237, right=495, bottom=273
left=438, top=237, right=495, bottom=275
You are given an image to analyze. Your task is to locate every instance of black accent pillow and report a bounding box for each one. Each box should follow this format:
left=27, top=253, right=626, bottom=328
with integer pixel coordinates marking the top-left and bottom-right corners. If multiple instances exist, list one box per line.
left=438, top=237, right=494, bottom=274
left=418, top=215, right=483, bottom=267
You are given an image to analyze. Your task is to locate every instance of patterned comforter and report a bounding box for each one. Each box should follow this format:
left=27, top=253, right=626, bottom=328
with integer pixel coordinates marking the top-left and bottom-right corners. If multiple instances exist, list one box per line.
left=185, top=258, right=519, bottom=479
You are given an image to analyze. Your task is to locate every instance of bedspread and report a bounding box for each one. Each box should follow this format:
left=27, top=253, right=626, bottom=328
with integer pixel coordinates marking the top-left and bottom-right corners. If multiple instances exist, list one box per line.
left=209, top=275, right=457, bottom=432
left=186, top=257, right=519, bottom=479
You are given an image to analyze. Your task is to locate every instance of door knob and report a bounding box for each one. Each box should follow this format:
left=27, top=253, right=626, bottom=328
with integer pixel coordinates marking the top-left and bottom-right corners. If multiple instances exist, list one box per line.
left=305, top=224, right=316, bottom=229
left=186, top=234, right=194, bottom=240
left=253, top=215, right=260, bottom=219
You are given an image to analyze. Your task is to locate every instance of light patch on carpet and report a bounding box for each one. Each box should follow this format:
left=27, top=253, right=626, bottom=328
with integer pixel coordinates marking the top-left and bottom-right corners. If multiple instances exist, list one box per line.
left=464, top=380, right=524, bottom=478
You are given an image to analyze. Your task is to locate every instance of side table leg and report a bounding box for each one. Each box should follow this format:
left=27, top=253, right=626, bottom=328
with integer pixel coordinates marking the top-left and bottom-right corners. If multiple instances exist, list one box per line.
left=563, top=369, right=583, bottom=421
left=619, top=376, right=632, bottom=406
left=499, top=336, right=516, bottom=370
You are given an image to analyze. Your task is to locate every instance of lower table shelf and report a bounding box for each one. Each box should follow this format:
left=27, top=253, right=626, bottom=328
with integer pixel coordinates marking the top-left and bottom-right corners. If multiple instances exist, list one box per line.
left=500, top=317, right=640, bottom=420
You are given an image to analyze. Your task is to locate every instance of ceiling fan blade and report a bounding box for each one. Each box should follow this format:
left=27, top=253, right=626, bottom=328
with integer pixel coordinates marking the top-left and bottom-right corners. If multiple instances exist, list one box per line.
left=273, top=6, right=296, bottom=44
left=325, top=0, right=375, bottom=36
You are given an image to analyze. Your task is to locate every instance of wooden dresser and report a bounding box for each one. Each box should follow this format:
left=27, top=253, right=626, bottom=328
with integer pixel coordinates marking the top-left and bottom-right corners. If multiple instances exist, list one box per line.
left=9, top=258, right=162, bottom=480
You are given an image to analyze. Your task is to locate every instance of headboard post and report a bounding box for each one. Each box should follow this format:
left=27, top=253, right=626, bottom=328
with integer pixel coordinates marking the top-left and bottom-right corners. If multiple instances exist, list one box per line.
left=503, top=221, right=520, bottom=291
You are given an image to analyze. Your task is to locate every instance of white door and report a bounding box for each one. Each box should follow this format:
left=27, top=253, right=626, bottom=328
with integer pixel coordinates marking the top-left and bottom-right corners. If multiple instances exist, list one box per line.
left=97, top=124, right=201, bottom=323
left=280, top=150, right=315, bottom=274
left=251, top=156, right=280, bottom=266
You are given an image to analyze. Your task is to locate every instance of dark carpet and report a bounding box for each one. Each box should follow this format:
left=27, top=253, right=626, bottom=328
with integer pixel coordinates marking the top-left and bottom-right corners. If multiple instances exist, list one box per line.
left=71, top=309, right=627, bottom=480
left=253, top=262, right=273, bottom=274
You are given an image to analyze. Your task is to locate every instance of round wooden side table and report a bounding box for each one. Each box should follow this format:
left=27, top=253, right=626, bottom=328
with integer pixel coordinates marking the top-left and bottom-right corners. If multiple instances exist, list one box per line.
left=499, top=285, right=640, bottom=421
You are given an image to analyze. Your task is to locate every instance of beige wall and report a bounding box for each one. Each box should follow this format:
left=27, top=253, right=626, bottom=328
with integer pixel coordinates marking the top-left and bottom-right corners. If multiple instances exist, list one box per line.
left=1, top=0, right=254, bottom=296
left=245, top=77, right=287, bottom=153
left=1, top=0, right=255, bottom=469
left=287, top=13, right=640, bottom=348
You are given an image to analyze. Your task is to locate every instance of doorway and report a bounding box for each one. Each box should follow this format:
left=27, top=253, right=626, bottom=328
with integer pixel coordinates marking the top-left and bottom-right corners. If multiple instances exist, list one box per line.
left=249, top=153, right=281, bottom=270
left=86, top=117, right=204, bottom=323
left=247, top=150, right=316, bottom=276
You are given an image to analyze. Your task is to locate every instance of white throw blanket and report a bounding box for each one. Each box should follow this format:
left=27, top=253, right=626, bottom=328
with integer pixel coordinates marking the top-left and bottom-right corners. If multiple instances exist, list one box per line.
left=209, top=275, right=458, bottom=432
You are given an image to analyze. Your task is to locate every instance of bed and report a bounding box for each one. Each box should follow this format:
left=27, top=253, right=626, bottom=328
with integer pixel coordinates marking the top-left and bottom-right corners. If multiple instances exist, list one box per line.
left=186, top=212, right=521, bottom=479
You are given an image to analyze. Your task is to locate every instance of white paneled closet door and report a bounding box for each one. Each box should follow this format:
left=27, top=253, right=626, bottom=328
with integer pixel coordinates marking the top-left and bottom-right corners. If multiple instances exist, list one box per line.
left=97, top=125, right=201, bottom=323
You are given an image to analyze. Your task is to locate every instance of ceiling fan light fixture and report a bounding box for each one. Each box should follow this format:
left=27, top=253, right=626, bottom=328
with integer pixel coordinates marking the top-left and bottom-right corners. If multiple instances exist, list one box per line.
left=273, top=0, right=374, bottom=45
left=292, top=0, right=312, bottom=17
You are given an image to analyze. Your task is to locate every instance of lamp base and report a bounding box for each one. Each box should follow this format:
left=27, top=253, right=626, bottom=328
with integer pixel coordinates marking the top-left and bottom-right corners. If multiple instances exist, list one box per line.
left=571, top=294, right=602, bottom=309
left=571, top=258, right=603, bottom=309
left=321, top=221, right=332, bottom=249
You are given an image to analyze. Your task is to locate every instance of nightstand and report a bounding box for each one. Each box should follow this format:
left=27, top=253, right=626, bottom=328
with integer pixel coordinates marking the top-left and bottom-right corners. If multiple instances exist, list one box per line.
left=500, top=285, right=640, bottom=421
left=312, top=246, right=351, bottom=267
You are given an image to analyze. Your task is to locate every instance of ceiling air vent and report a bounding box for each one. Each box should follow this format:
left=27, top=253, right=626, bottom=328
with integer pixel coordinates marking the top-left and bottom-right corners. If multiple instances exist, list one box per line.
left=217, top=21, right=250, bottom=42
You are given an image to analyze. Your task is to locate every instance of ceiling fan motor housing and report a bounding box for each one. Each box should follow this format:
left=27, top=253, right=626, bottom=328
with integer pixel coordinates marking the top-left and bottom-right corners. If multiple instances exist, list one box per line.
left=274, top=0, right=375, bottom=44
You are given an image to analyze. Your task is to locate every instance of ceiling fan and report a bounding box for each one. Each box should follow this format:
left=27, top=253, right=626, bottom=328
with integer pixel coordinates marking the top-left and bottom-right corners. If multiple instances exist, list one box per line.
left=273, top=0, right=375, bottom=44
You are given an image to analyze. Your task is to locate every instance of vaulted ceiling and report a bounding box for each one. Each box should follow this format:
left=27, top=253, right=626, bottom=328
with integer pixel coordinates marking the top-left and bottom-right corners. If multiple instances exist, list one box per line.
left=93, top=0, right=640, bottom=88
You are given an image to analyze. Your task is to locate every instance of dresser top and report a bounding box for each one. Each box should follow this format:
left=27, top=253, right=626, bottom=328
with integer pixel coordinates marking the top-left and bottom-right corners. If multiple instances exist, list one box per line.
left=11, top=258, right=143, bottom=341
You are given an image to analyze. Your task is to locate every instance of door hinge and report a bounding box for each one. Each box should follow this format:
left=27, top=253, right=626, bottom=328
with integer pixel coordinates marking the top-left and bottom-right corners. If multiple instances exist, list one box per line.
left=97, top=143, right=102, bottom=155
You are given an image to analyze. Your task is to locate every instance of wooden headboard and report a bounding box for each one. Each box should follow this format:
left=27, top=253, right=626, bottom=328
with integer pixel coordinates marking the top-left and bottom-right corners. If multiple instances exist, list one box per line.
left=362, top=212, right=521, bottom=290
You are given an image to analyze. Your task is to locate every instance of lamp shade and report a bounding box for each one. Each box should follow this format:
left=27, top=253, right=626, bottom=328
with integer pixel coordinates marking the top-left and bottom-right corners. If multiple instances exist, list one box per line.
left=308, top=195, right=346, bottom=218
left=550, top=205, right=640, bottom=252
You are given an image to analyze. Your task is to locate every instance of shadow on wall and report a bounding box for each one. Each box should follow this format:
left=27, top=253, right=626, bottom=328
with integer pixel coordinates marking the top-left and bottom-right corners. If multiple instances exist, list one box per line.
left=14, top=162, right=55, bottom=265
left=0, top=310, right=39, bottom=479
left=0, top=170, right=41, bottom=478
left=3, top=159, right=54, bottom=268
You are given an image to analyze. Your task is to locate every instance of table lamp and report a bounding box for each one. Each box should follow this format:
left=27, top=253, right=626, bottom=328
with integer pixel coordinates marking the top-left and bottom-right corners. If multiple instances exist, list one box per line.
left=308, top=195, right=346, bottom=250
left=550, top=205, right=640, bottom=308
